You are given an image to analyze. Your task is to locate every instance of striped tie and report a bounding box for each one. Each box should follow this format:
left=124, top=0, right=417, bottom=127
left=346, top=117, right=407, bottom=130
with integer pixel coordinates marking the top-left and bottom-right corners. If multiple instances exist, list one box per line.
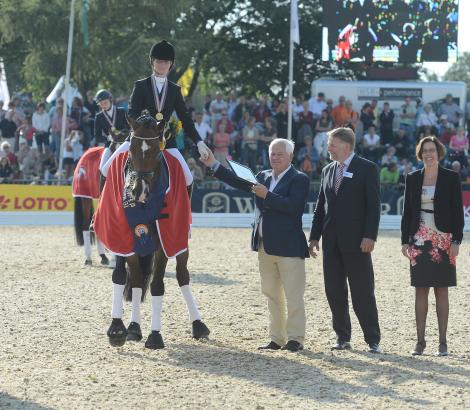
left=334, top=163, right=345, bottom=194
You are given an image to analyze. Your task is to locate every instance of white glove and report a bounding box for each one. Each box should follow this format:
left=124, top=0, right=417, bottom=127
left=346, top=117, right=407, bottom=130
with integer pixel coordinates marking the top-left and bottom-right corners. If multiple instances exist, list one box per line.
left=197, top=140, right=211, bottom=161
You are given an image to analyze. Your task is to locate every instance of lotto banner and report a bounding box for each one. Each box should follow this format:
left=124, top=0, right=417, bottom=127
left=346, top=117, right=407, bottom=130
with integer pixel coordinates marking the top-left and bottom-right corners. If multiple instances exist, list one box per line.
left=0, top=184, right=73, bottom=212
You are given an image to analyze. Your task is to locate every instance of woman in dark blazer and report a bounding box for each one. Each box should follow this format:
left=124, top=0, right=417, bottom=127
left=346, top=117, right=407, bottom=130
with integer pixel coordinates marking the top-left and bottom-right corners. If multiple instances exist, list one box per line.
left=401, top=136, right=464, bottom=357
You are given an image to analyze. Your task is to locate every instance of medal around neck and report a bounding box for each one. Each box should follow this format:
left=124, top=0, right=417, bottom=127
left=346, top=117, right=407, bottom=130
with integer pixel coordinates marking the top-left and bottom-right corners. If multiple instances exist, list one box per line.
left=151, top=76, right=168, bottom=122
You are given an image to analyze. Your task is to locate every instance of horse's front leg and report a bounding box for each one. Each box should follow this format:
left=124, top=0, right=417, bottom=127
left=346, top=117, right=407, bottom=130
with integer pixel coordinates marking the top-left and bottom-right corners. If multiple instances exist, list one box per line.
left=124, top=253, right=146, bottom=342
left=176, top=250, right=210, bottom=340
left=145, top=248, right=168, bottom=349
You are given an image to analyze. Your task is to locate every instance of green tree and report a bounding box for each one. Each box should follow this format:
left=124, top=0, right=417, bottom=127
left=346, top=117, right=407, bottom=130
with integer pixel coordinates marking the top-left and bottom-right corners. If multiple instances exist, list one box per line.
left=444, top=52, right=470, bottom=94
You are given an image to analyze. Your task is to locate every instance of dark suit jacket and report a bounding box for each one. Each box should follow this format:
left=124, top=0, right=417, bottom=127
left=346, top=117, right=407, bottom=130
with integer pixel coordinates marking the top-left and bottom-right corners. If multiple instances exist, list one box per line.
left=401, top=166, right=464, bottom=245
left=310, top=155, right=381, bottom=252
left=128, top=76, right=200, bottom=148
left=94, top=107, right=128, bottom=145
left=214, top=164, right=310, bottom=258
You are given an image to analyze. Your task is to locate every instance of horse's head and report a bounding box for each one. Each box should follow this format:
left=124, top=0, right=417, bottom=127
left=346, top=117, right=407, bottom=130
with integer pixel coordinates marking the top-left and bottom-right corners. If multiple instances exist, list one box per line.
left=127, top=114, right=165, bottom=203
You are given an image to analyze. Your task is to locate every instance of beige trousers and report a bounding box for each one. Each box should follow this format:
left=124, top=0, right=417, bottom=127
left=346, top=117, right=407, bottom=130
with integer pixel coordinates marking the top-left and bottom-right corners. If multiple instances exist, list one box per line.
left=258, top=243, right=306, bottom=345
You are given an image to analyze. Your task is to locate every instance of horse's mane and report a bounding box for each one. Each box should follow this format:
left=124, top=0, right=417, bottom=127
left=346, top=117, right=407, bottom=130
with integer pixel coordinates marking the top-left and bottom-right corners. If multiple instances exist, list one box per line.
left=135, top=114, right=159, bottom=129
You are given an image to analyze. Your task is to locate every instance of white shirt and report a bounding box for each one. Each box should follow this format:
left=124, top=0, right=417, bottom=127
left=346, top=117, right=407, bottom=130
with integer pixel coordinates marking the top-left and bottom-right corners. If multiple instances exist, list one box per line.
left=152, top=74, right=167, bottom=93
left=258, top=165, right=292, bottom=238
left=309, top=98, right=327, bottom=118
left=195, top=121, right=212, bottom=141
left=363, top=133, right=380, bottom=146
left=337, top=152, right=355, bottom=171
left=32, top=111, right=50, bottom=132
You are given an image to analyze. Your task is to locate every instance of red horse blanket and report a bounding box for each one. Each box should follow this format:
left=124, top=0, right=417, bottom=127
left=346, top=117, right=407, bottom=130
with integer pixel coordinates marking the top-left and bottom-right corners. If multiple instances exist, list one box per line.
left=94, top=150, right=191, bottom=258
left=72, top=147, right=104, bottom=199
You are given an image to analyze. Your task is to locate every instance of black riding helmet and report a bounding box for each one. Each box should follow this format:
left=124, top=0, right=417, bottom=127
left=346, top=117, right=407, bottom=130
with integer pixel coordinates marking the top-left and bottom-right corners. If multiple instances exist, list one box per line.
left=95, top=89, right=113, bottom=103
left=149, top=40, right=175, bottom=68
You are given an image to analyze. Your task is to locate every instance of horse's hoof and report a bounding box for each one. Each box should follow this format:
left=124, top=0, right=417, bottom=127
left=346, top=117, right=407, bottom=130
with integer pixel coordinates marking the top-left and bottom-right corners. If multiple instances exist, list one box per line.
left=100, top=254, right=110, bottom=266
left=107, top=318, right=127, bottom=347
left=145, top=331, right=164, bottom=349
left=192, top=320, right=210, bottom=340
left=127, top=321, right=143, bottom=342
left=84, top=259, right=92, bottom=266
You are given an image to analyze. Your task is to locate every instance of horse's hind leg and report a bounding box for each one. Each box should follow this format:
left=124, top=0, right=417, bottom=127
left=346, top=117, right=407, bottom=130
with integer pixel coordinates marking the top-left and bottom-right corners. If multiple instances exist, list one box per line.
left=78, top=198, right=93, bottom=265
left=176, top=250, right=210, bottom=340
left=123, top=253, right=146, bottom=342
left=145, top=248, right=168, bottom=349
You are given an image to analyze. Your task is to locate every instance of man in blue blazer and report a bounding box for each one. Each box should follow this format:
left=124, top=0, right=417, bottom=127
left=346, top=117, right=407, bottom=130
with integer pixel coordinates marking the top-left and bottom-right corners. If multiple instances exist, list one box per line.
left=201, top=138, right=310, bottom=352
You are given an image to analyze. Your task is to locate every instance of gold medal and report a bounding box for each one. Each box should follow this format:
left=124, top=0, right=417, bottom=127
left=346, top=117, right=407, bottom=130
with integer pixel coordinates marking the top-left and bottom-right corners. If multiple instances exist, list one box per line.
left=111, top=127, right=117, bottom=133
left=156, top=112, right=164, bottom=121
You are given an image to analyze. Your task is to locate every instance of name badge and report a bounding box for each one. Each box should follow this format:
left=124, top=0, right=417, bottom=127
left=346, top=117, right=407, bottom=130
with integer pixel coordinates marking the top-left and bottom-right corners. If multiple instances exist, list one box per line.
left=343, top=171, right=353, bottom=178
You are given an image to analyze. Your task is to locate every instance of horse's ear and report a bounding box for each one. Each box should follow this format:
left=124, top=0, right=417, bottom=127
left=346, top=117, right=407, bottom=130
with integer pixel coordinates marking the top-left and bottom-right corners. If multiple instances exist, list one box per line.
left=126, top=113, right=138, bottom=131
left=157, top=119, right=166, bottom=131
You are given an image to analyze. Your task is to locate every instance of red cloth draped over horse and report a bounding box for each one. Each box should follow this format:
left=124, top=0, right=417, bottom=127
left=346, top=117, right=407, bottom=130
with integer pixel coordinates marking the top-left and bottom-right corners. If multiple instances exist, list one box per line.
left=93, top=150, right=191, bottom=258
left=72, top=147, right=104, bottom=199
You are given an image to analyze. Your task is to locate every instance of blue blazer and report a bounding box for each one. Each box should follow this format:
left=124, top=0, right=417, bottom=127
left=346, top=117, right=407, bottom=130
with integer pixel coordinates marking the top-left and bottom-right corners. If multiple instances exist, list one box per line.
left=214, top=164, right=310, bottom=258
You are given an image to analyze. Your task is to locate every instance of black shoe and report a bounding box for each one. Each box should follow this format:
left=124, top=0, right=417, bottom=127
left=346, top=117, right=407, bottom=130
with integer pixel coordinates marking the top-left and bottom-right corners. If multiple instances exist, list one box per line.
left=192, top=320, right=210, bottom=340
left=145, top=331, right=165, bottom=349
left=84, top=259, right=92, bottom=266
left=437, top=342, right=448, bottom=357
left=368, top=343, right=382, bottom=354
left=126, top=321, right=143, bottom=342
left=257, top=341, right=282, bottom=350
left=107, top=318, right=127, bottom=347
left=281, top=340, right=304, bottom=352
left=331, top=340, right=351, bottom=350
left=100, top=254, right=110, bottom=266
left=412, top=341, right=426, bottom=356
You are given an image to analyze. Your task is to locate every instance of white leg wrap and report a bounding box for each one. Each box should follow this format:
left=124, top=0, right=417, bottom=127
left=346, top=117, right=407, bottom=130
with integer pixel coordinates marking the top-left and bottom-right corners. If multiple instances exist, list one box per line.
left=130, top=288, right=142, bottom=324
left=151, top=296, right=163, bottom=331
left=111, top=283, right=125, bottom=319
left=180, top=284, right=201, bottom=322
left=97, top=240, right=106, bottom=255
left=83, top=231, right=92, bottom=259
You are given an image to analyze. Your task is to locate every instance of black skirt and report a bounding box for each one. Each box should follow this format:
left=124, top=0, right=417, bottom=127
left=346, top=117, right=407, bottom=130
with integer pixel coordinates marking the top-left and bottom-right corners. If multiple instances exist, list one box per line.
left=409, top=222, right=456, bottom=287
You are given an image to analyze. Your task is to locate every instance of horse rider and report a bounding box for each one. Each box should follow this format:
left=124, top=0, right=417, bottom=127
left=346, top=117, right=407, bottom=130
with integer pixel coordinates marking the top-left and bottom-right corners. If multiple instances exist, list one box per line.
left=104, top=39, right=211, bottom=192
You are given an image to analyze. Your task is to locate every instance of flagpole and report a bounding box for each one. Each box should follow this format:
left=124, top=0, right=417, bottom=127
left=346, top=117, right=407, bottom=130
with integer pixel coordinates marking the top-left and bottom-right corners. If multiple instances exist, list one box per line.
left=288, top=0, right=299, bottom=141
left=287, top=26, right=294, bottom=141
left=58, top=0, right=76, bottom=183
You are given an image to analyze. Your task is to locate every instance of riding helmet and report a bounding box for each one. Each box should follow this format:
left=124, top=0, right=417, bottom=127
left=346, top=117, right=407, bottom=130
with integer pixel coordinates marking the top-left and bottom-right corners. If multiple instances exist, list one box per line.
left=149, top=40, right=175, bottom=63
left=95, top=89, right=113, bottom=103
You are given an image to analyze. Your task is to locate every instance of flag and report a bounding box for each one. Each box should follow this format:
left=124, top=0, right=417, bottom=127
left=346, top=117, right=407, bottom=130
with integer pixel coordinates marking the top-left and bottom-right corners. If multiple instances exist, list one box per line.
left=291, top=0, right=300, bottom=45
left=80, top=0, right=90, bottom=47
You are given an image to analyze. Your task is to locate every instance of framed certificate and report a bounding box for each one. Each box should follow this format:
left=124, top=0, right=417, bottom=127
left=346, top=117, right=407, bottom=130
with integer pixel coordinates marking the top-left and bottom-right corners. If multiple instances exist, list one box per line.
left=227, top=159, right=258, bottom=185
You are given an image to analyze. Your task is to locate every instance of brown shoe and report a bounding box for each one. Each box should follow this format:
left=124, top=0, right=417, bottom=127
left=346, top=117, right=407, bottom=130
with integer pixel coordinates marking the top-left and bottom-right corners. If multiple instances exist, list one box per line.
left=411, top=341, right=426, bottom=356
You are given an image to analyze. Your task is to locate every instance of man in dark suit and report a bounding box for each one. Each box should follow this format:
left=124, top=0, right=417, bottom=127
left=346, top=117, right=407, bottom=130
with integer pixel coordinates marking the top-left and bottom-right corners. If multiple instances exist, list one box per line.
left=201, top=138, right=310, bottom=352
left=309, top=127, right=382, bottom=353
left=94, top=89, right=128, bottom=146
left=127, top=40, right=211, bottom=186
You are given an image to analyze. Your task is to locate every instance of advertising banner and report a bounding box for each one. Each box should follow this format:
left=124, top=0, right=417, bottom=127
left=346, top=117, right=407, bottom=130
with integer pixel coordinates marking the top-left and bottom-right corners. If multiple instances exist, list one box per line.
left=0, top=185, right=73, bottom=212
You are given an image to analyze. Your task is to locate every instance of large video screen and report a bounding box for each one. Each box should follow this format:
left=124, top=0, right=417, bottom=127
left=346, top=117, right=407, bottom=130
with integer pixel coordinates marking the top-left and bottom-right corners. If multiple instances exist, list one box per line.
left=322, top=0, right=459, bottom=63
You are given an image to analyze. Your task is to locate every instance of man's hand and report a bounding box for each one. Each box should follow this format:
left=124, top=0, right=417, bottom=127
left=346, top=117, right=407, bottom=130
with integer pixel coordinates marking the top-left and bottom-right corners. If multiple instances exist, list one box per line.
left=360, top=238, right=375, bottom=253
left=199, top=149, right=216, bottom=168
left=251, top=183, right=268, bottom=199
left=401, top=244, right=411, bottom=260
left=308, top=240, right=320, bottom=258
left=197, top=140, right=211, bottom=161
left=449, top=243, right=460, bottom=259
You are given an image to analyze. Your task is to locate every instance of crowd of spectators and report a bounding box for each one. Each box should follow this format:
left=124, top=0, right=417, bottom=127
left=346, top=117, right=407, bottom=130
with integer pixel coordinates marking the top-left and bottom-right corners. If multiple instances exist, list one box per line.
left=1, top=88, right=469, bottom=188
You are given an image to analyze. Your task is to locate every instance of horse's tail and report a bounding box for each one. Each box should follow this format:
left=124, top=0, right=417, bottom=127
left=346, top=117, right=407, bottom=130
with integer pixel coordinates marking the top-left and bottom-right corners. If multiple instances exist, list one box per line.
left=74, top=197, right=95, bottom=245
left=124, top=253, right=154, bottom=302
left=74, top=197, right=84, bottom=245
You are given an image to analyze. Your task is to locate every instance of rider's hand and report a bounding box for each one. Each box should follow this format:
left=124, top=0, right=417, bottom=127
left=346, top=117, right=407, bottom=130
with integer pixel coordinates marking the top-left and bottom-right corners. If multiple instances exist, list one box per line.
left=199, top=148, right=216, bottom=168
left=197, top=141, right=211, bottom=161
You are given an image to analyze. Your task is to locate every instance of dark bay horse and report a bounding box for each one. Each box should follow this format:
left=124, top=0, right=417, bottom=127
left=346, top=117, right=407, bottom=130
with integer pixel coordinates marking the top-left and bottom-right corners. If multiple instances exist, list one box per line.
left=73, top=130, right=128, bottom=266
left=106, top=114, right=209, bottom=349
